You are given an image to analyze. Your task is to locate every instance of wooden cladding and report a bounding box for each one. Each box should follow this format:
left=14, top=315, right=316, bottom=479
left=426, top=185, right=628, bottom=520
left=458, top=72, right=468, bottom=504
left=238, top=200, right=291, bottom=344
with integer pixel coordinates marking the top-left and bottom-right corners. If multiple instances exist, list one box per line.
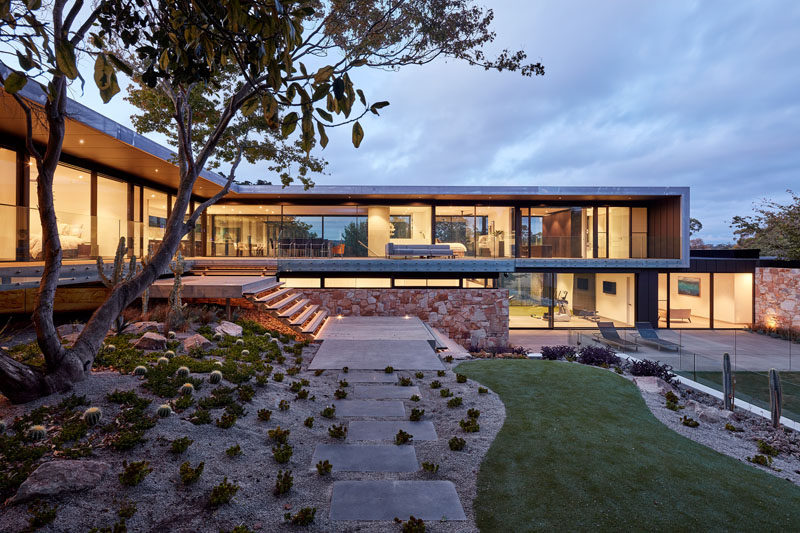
left=647, top=197, right=681, bottom=259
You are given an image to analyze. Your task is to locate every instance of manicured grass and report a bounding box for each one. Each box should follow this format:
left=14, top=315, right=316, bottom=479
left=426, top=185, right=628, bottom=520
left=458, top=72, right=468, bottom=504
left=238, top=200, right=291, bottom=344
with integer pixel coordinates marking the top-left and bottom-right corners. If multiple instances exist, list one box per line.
left=678, top=370, right=800, bottom=421
left=457, top=360, right=800, bottom=532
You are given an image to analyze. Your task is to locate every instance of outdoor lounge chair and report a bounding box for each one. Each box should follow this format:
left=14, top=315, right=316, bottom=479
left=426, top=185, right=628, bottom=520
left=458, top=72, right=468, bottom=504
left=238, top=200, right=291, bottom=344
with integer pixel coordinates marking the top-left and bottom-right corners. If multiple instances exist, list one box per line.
left=634, top=322, right=681, bottom=351
left=593, top=321, right=639, bottom=352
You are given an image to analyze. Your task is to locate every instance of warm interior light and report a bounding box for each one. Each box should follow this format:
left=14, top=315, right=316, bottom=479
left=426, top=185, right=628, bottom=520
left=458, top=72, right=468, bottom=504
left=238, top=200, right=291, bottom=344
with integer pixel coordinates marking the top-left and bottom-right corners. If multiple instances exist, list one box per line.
left=154, top=169, right=159, bottom=173
left=404, top=315, right=410, bottom=319
left=79, top=139, right=85, bottom=144
left=336, top=314, right=343, bottom=319
left=151, top=194, right=155, bottom=198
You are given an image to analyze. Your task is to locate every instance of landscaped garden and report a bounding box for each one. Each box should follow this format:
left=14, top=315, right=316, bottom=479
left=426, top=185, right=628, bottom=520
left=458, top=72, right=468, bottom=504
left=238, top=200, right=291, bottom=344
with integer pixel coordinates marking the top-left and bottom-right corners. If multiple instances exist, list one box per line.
left=458, top=359, right=800, bottom=531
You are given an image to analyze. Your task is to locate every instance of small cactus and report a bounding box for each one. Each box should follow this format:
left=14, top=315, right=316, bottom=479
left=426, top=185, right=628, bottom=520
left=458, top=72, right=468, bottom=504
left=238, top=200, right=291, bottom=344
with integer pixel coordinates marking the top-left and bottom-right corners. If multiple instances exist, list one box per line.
left=722, top=353, right=733, bottom=411
left=179, top=383, right=195, bottom=396
left=769, top=368, right=782, bottom=428
left=213, top=332, right=223, bottom=341
left=168, top=331, right=176, bottom=339
left=82, top=407, right=102, bottom=426
left=133, top=365, right=147, bottom=377
left=0, top=420, right=5, bottom=434
left=106, top=344, right=117, bottom=353
left=28, top=425, right=47, bottom=441
left=209, top=370, right=222, bottom=384
left=157, top=356, right=169, bottom=365
left=240, top=350, right=249, bottom=357
left=165, top=350, right=176, bottom=359
left=235, top=338, right=244, bottom=346
left=157, top=404, right=173, bottom=417
left=214, top=360, right=224, bottom=367
left=176, top=366, right=190, bottom=379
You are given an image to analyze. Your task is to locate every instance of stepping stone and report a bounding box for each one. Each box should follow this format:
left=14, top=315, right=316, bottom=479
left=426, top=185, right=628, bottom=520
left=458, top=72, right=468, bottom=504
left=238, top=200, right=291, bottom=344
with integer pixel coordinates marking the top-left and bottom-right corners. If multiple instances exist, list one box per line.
left=334, top=400, right=406, bottom=418
left=347, top=421, right=437, bottom=442
left=354, top=385, right=420, bottom=399
left=312, top=444, right=418, bottom=472
left=338, top=371, right=397, bottom=383
left=330, top=480, right=466, bottom=521
left=309, top=340, right=445, bottom=371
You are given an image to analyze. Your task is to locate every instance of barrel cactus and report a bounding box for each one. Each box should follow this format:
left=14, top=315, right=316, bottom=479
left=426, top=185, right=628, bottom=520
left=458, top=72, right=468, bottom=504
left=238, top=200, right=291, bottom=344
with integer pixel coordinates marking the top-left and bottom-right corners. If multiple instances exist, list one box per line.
left=176, top=366, right=190, bottom=379
left=214, top=361, right=224, bottom=367
left=213, top=332, right=223, bottom=341
left=106, top=344, right=117, bottom=353
left=769, top=368, right=782, bottom=428
left=209, top=370, right=223, bottom=384
left=235, top=339, right=244, bottom=346
left=133, top=365, right=148, bottom=377
left=179, top=383, right=195, bottom=396
left=165, top=350, right=176, bottom=359
left=157, top=404, right=172, bottom=417
left=0, top=420, right=6, bottom=434
left=241, top=349, right=250, bottom=356
left=157, top=356, right=169, bottom=366
left=28, top=425, right=47, bottom=441
left=168, top=331, right=177, bottom=339
left=82, top=407, right=102, bottom=426
left=722, top=353, right=734, bottom=411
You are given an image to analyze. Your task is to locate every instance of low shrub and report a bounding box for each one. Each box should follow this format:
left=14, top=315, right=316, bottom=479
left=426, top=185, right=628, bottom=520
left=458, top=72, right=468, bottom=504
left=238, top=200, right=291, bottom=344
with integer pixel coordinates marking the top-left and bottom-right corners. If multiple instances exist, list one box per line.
left=459, top=418, right=480, bottom=433
left=456, top=374, right=467, bottom=383
left=328, top=424, right=347, bottom=439
left=268, top=426, right=290, bottom=444
left=681, top=416, right=699, bottom=428
left=629, top=359, right=676, bottom=384
left=421, top=462, right=439, bottom=473
left=410, top=394, right=421, bottom=402
left=209, top=477, right=239, bottom=506
left=577, top=345, right=620, bottom=367
left=415, top=372, right=424, bottom=379
left=540, top=345, right=576, bottom=361
left=170, top=436, right=193, bottom=454
left=439, top=388, right=453, bottom=398
left=395, top=516, right=426, bottom=533
left=334, top=388, right=348, bottom=399
left=725, top=423, right=743, bottom=432
left=447, top=397, right=463, bottom=408
left=285, top=507, right=316, bottom=526
left=394, top=429, right=413, bottom=445
left=757, top=440, right=779, bottom=457
left=119, top=460, right=152, bottom=486
left=272, top=443, right=293, bottom=463
left=430, top=380, right=441, bottom=389
left=316, top=460, right=332, bottom=475
left=467, top=408, right=480, bottom=419
left=304, top=417, right=314, bottom=428
left=478, top=387, right=488, bottom=394
left=384, top=366, right=394, bottom=373
left=216, top=413, right=236, bottom=429
left=449, top=436, right=466, bottom=451
left=398, top=377, right=413, bottom=386
left=179, top=461, right=204, bottom=484
left=321, top=405, right=336, bottom=418
left=747, top=454, right=773, bottom=467
left=226, top=444, right=242, bottom=457
left=437, top=370, right=446, bottom=377
left=409, top=408, right=425, bottom=421
left=278, top=400, right=290, bottom=411
left=274, top=469, right=293, bottom=496
left=258, top=409, right=272, bottom=422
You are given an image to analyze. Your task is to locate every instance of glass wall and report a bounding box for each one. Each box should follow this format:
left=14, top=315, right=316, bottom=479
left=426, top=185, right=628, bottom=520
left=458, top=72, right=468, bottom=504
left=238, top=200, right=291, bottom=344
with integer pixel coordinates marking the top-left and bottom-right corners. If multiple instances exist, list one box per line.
left=713, top=273, right=753, bottom=327
left=553, top=273, right=635, bottom=328
left=668, top=273, right=710, bottom=328
left=660, top=272, right=752, bottom=328
left=501, top=272, right=552, bottom=328
left=29, top=164, right=91, bottom=260
left=97, top=176, right=127, bottom=257
left=0, top=148, right=17, bottom=260
left=144, top=188, right=168, bottom=256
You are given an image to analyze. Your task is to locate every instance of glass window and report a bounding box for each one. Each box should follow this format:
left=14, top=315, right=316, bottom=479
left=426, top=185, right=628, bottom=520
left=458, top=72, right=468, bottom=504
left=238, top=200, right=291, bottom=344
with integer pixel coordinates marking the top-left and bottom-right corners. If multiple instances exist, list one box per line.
left=668, top=273, right=710, bottom=328
left=132, top=186, right=142, bottom=258
left=280, top=277, right=321, bottom=288
left=29, top=164, right=91, bottom=260
left=97, top=176, right=127, bottom=257
left=631, top=207, right=647, bottom=258
left=0, top=148, right=17, bottom=260
left=144, top=188, right=168, bottom=256
left=394, top=279, right=460, bottom=287
left=608, top=207, right=630, bottom=258
left=476, top=207, right=513, bottom=257
left=390, top=215, right=411, bottom=239
left=712, top=273, right=753, bottom=327
left=597, top=207, right=607, bottom=258
left=500, top=272, right=552, bottom=328
left=324, top=277, right=391, bottom=288
left=658, top=273, right=668, bottom=328
left=435, top=206, right=479, bottom=257
left=554, top=272, right=635, bottom=328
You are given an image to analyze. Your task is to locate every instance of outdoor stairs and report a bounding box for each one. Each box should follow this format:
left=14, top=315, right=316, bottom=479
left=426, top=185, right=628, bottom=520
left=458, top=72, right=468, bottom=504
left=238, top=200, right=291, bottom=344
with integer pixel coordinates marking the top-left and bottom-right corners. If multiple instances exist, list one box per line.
left=245, top=279, right=329, bottom=339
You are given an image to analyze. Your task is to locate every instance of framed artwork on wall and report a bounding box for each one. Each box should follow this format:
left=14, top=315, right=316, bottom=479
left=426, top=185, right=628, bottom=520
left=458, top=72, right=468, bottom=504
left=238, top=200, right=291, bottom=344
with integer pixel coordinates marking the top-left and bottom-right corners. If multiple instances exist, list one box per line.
left=602, top=281, right=616, bottom=295
left=677, top=277, right=701, bottom=297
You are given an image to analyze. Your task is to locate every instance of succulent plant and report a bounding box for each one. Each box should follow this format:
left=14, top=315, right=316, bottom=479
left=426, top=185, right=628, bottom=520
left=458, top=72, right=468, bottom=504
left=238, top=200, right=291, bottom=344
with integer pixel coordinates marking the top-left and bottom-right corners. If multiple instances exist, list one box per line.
left=209, top=370, right=223, bottom=384
left=28, top=424, right=47, bottom=441
left=467, top=408, right=480, bottom=419
left=437, top=370, right=445, bottom=377
left=157, top=404, right=173, bottom=417
left=384, top=366, right=394, bottom=374
left=447, top=397, right=463, bottom=408
left=439, top=388, right=453, bottom=398
left=304, top=417, right=314, bottom=428
left=179, top=383, right=195, bottom=395
left=478, top=387, right=488, bottom=394
left=328, top=424, right=347, bottom=439
left=321, top=405, right=336, bottom=418
left=272, top=443, right=293, bottom=463
left=235, top=338, right=244, bottom=346
left=430, top=380, right=441, bottom=389
left=415, top=372, right=424, bottom=379
left=449, top=436, right=466, bottom=451
left=214, top=360, right=224, bottom=367
left=421, top=462, right=439, bottom=473
left=409, top=408, right=425, bottom=421
left=456, top=373, right=467, bottom=383
left=241, top=349, right=250, bottom=356
left=334, top=388, right=348, bottom=399
left=398, top=377, right=412, bottom=386
left=176, top=366, right=190, bottom=379
left=157, top=356, right=169, bottom=365
left=106, top=344, right=117, bottom=353
left=133, top=365, right=147, bottom=376
left=213, top=332, right=223, bottom=341
left=278, top=399, right=290, bottom=411
left=459, top=417, right=479, bottom=432
left=410, top=395, right=421, bottom=402
left=273, top=469, right=293, bottom=496
left=0, top=420, right=5, bottom=434
left=168, top=330, right=176, bottom=339
left=165, top=350, right=176, bottom=359
left=269, top=426, right=290, bottom=443
left=342, top=366, right=349, bottom=373
left=770, top=368, right=782, bottom=428
left=394, top=429, right=413, bottom=445
left=316, top=459, right=332, bottom=475
left=82, top=407, right=102, bottom=426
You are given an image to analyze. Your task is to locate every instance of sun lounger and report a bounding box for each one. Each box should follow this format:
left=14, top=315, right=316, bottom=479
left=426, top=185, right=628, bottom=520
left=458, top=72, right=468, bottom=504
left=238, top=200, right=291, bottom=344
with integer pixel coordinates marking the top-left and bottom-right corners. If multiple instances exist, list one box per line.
left=634, top=322, right=681, bottom=351
left=593, top=321, right=638, bottom=352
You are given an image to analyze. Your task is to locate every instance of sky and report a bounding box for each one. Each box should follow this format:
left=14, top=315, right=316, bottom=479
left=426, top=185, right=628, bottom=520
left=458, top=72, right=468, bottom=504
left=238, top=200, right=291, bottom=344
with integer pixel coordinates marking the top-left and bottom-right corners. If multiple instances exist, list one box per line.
left=66, top=0, right=800, bottom=244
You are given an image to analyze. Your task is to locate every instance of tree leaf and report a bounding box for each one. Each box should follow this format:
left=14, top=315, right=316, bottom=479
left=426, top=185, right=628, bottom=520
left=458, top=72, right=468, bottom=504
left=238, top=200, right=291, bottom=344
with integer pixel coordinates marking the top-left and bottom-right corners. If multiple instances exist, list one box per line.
left=241, top=96, right=259, bottom=116
left=3, top=71, right=27, bottom=94
left=312, top=82, right=329, bottom=102
left=25, top=0, right=41, bottom=10
left=94, top=54, right=120, bottom=103
left=352, top=121, right=364, bottom=148
left=55, top=41, right=79, bottom=79
left=315, top=107, right=332, bottom=122
left=317, top=121, right=328, bottom=149
left=369, top=101, right=390, bottom=115
left=301, top=112, right=313, bottom=154
left=107, top=54, right=133, bottom=77
left=281, top=112, right=298, bottom=138
left=158, top=49, right=170, bottom=71
left=314, top=65, right=335, bottom=84
left=356, top=89, right=366, bottom=106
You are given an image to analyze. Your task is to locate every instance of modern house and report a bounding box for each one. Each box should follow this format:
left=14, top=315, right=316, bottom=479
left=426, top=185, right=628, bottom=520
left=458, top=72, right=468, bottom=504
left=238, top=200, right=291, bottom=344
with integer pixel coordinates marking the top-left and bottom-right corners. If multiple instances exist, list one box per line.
left=0, top=74, right=770, bottom=346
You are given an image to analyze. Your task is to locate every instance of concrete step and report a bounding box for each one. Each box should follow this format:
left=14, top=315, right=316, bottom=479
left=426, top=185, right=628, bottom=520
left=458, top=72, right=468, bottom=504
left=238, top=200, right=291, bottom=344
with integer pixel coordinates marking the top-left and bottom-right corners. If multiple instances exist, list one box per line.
left=337, top=371, right=398, bottom=383
left=302, top=309, right=328, bottom=334
left=290, top=304, right=319, bottom=325
left=254, top=287, right=292, bottom=304
left=346, top=421, right=437, bottom=442
left=333, top=399, right=406, bottom=418
left=267, top=292, right=301, bottom=310
left=354, top=384, right=420, bottom=400
left=278, top=298, right=308, bottom=318
left=312, top=444, right=418, bottom=473
left=330, top=480, right=466, bottom=521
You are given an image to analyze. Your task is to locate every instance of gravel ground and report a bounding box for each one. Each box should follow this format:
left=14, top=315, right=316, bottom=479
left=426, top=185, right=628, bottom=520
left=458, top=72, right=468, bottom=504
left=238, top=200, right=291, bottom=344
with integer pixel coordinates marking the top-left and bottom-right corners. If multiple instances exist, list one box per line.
left=0, top=338, right=504, bottom=532
left=633, top=375, right=800, bottom=487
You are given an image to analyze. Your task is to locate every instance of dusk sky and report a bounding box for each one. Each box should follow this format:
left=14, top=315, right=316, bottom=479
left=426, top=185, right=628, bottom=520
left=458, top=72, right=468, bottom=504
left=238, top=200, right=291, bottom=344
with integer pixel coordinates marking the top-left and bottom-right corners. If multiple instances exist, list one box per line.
left=70, top=0, right=800, bottom=244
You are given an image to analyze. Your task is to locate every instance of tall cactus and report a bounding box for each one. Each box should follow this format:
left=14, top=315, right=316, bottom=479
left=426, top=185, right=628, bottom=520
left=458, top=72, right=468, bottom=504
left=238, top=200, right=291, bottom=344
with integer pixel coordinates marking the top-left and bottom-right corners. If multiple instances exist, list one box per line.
left=138, top=253, right=151, bottom=317
left=166, top=251, right=187, bottom=331
left=769, top=368, right=782, bottom=428
left=97, top=237, right=136, bottom=332
left=722, top=352, right=734, bottom=411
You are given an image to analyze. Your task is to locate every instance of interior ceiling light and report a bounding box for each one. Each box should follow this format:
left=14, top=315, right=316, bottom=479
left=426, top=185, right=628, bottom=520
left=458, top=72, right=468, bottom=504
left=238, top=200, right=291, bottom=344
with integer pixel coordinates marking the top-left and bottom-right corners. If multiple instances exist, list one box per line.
left=79, top=139, right=85, bottom=144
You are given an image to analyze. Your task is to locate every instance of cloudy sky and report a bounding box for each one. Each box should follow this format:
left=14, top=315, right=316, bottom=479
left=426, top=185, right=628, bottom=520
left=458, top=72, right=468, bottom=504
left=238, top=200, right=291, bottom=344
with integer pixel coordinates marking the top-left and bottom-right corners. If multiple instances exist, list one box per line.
left=72, top=0, right=800, bottom=243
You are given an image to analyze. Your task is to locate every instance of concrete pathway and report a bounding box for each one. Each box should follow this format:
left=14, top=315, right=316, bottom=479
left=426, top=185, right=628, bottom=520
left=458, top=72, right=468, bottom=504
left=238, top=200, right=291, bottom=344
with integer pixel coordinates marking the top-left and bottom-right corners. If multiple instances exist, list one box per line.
left=333, top=400, right=406, bottom=418
left=312, top=444, right=418, bottom=473
left=347, top=421, right=438, bottom=442
left=330, top=480, right=467, bottom=521
left=309, top=339, right=445, bottom=370
left=354, top=384, right=421, bottom=399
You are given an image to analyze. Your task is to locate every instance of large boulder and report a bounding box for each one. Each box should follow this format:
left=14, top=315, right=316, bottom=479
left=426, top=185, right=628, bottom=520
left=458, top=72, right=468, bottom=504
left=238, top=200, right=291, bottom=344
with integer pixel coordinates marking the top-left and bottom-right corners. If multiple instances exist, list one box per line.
left=632, top=376, right=676, bottom=395
left=10, top=460, right=110, bottom=503
left=215, top=321, right=243, bottom=337
left=133, top=332, right=167, bottom=351
left=123, top=321, right=160, bottom=336
left=183, top=334, right=212, bottom=352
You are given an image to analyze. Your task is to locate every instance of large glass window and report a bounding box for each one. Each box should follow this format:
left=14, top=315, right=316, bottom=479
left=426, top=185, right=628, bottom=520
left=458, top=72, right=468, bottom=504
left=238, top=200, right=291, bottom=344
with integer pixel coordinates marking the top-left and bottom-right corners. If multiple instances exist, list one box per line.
left=29, top=164, right=91, bottom=260
left=435, top=206, right=483, bottom=257
left=608, top=207, right=630, bottom=258
left=97, top=176, right=127, bottom=257
left=553, top=273, right=635, bottom=328
left=0, top=148, right=17, bottom=260
left=713, top=273, right=753, bottom=328
left=501, top=272, right=552, bottom=328
left=668, top=273, right=710, bottom=328
left=207, top=205, right=281, bottom=257
left=144, top=188, right=168, bottom=256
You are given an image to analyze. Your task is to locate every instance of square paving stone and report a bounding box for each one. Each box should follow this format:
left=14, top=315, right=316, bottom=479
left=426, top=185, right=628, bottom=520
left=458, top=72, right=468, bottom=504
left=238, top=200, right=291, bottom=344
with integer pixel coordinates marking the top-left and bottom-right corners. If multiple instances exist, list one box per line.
left=309, top=340, right=445, bottom=370
left=312, top=444, right=418, bottom=472
left=354, top=385, right=420, bottom=399
left=338, top=372, right=398, bottom=383
left=330, top=480, right=466, bottom=521
left=347, top=421, right=437, bottom=442
left=333, top=400, right=406, bottom=418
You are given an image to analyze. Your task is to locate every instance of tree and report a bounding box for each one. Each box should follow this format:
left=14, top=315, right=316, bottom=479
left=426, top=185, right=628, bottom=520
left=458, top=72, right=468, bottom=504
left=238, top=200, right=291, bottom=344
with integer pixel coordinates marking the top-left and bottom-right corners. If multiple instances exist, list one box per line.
left=689, top=217, right=703, bottom=236
left=0, top=0, right=544, bottom=403
left=342, top=220, right=368, bottom=257
left=731, top=191, right=800, bottom=259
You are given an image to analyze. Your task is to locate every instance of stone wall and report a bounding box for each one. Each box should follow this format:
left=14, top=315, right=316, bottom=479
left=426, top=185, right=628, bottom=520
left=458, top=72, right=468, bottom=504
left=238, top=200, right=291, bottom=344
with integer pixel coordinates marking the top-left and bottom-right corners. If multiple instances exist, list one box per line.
left=755, top=267, right=800, bottom=330
left=297, top=288, right=509, bottom=349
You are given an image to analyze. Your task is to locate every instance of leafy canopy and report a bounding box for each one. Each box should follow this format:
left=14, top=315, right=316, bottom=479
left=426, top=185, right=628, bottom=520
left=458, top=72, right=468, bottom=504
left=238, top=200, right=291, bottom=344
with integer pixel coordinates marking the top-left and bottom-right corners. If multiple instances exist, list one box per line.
left=731, top=190, right=800, bottom=260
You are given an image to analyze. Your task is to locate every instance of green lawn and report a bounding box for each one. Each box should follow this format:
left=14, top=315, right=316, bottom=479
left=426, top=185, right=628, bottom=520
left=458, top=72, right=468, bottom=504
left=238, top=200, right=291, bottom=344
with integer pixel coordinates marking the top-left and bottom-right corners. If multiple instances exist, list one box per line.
left=457, top=360, right=800, bottom=532
left=678, top=370, right=800, bottom=422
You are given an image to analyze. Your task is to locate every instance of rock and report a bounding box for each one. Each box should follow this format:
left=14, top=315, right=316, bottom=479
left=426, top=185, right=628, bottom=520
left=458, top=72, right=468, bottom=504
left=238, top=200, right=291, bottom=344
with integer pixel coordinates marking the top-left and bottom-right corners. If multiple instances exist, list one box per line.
left=633, top=376, right=676, bottom=395
left=133, top=332, right=167, bottom=350
left=183, top=334, right=212, bottom=352
left=215, top=321, right=243, bottom=337
left=123, top=321, right=160, bottom=336
left=57, top=323, right=83, bottom=336
left=695, top=406, right=733, bottom=423
left=11, top=460, right=110, bottom=503
left=61, top=333, right=80, bottom=346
